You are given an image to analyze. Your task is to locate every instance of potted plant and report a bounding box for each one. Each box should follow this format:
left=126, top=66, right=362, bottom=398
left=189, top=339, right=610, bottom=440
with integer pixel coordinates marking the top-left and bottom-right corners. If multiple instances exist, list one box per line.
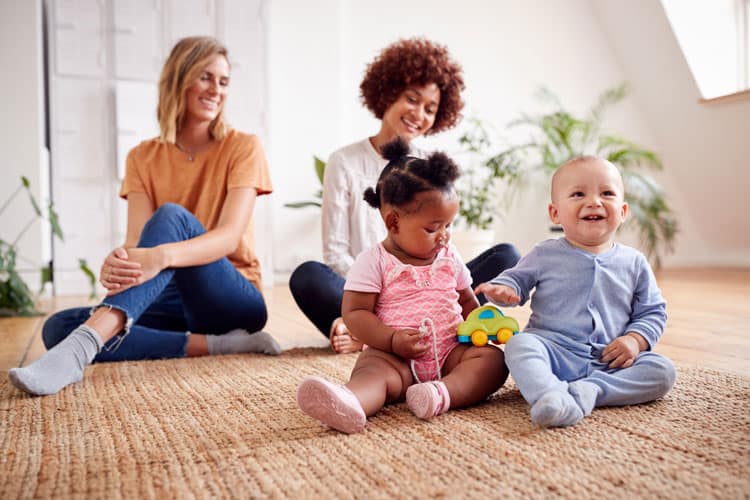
left=450, top=119, right=503, bottom=259
left=0, top=176, right=95, bottom=316
left=461, top=83, right=677, bottom=268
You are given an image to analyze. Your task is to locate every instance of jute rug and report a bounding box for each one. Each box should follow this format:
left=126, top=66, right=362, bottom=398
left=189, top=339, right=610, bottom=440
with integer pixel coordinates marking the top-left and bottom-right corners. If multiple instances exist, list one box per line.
left=1, top=349, right=748, bottom=499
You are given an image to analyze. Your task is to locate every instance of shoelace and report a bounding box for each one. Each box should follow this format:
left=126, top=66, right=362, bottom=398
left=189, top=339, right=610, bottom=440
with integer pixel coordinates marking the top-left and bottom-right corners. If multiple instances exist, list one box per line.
left=410, top=317, right=441, bottom=383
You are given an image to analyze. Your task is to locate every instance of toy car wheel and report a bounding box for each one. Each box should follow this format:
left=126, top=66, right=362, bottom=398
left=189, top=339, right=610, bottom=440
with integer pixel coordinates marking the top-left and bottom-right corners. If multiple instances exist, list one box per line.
left=497, top=328, right=514, bottom=344
left=470, top=330, right=488, bottom=347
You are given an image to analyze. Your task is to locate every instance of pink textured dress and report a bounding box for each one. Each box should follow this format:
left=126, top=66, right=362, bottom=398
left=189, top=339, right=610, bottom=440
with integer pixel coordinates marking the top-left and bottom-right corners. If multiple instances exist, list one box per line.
left=345, top=243, right=472, bottom=381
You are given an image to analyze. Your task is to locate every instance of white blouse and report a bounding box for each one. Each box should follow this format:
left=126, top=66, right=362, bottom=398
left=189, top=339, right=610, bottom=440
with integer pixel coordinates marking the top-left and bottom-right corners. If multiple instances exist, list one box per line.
left=321, top=138, right=423, bottom=276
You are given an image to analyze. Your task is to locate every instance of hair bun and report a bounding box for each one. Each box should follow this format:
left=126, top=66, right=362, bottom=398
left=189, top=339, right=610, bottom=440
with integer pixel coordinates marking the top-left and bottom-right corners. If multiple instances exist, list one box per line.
left=381, top=137, right=410, bottom=162
left=425, top=152, right=460, bottom=184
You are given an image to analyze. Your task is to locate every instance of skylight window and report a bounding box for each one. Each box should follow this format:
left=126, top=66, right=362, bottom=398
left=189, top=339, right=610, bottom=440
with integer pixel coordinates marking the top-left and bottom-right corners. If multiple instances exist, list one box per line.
left=661, top=0, right=750, bottom=100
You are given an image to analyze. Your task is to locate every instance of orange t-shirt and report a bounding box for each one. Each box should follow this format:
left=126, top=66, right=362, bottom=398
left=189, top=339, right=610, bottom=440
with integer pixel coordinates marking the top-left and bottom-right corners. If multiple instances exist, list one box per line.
left=119, top=129, right=272, bottom=290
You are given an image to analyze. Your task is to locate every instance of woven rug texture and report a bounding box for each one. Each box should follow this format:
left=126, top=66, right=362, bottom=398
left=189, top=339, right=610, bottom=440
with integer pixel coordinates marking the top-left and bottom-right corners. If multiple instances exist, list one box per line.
left=1, top=349, right=748, bottom=499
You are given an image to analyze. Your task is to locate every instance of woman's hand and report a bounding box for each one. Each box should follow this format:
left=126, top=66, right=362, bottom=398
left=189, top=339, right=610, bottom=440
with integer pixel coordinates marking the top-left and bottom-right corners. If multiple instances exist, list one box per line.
left=100, top=247, right=142, bottom=291
left=105, top=246, right=169, bottom=296
left=391, top=328, right=430, bottom=359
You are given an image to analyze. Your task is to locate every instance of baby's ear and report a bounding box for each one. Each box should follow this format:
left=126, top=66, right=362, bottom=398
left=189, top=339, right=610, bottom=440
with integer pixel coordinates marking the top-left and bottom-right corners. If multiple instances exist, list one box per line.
left=548, top=203, right=559, bottom=224
left=384, top=209, right=400, bottom=232
left=620, top=201, right=629, bottom=222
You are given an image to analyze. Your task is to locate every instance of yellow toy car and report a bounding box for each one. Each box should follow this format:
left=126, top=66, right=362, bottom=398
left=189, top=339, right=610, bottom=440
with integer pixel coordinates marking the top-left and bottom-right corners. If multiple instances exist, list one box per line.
left=457, top=304, right=520, bottom=347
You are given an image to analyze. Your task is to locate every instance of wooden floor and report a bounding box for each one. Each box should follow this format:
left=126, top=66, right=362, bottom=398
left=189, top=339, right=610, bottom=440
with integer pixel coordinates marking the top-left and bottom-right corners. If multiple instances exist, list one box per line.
left=1, top=268, right=748, bottom=377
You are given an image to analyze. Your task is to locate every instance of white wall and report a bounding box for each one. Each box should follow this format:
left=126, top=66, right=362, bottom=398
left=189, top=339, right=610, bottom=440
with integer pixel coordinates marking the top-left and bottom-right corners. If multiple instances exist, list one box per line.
left=3, top=0, right=749, bottom=298
left=0, top=0, right=49, bottom=288
left=592, top=0, right=750, bottom=267
left=268, top=0, right=663, bottom=278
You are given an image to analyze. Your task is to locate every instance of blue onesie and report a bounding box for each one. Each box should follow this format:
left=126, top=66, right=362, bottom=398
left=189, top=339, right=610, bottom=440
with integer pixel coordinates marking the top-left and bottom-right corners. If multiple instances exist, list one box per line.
left=491, top=238, right=675, bottom=422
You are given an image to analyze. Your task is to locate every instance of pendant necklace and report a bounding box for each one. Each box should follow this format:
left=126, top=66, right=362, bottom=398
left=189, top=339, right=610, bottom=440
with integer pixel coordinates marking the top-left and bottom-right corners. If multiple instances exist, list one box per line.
left=175, top=141, right=195, bottom=161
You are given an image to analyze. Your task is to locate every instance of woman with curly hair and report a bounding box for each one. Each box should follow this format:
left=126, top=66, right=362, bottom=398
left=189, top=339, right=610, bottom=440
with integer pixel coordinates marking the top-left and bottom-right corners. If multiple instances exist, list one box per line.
left=289, top=38, right=519, bottom=354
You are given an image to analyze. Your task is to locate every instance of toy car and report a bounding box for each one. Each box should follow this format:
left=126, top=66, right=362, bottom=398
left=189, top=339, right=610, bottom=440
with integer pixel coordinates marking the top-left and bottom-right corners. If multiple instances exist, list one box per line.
left=457, top=304, right=520, bottom=346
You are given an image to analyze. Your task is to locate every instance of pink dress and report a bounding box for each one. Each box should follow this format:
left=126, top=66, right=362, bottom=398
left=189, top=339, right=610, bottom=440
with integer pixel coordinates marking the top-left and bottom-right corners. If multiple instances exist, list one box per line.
left=345, top=243, right=472, bottom=381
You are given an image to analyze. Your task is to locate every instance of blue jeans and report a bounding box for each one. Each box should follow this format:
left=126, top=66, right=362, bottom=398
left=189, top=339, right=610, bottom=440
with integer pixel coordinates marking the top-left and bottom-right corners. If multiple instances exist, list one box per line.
left=289, top=243, right=520, bottom=336
left=42, top=203, right=268, bottom=361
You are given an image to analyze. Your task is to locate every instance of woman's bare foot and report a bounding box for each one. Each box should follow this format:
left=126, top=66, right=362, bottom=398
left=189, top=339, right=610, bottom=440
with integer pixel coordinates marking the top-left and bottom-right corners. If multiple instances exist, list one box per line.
left=329, top=317, right=364, bottom=354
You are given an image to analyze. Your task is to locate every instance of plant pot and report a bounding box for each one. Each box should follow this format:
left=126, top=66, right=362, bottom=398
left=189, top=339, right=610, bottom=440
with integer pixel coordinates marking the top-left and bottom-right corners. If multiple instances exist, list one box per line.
left=451, top=228, right=495, bottom=261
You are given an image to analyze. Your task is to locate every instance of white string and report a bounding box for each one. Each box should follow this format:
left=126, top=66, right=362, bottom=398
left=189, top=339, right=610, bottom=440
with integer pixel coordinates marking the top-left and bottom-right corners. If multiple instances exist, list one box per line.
left=410, top=317, right=441, bottom=383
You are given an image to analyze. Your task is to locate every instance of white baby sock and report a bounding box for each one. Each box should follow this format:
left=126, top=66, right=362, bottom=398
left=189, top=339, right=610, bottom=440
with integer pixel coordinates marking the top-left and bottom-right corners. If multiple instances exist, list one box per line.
left=568, top=380, right=600, bottom=416
left=530, top=390, right=584, bottom=428
left=9, top=324, right=103, bottom=396
left=206, top=329, right=282, bottom=356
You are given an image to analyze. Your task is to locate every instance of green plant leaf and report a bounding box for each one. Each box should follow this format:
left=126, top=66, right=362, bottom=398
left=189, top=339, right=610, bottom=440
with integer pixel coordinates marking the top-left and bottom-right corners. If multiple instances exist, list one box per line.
left=39, top=263, right=52, bottom=294
left=314, top=156, right=326, bottom=185
left=21, top=176, right=42, bottom=217
left=598, top=135, right=663, bottom=171
left=283, top=201, right=322, bottom=209
left=0, top=267, right=41, bottom=316
left=78, top=259, right=97, bottom=299
left=48, top=202, right=65, bottom=240
left=533, top=86, right=563, bottom=109
left=589, top=83, right=628, bottom=124
left=285, top=157, right=325, bottom=210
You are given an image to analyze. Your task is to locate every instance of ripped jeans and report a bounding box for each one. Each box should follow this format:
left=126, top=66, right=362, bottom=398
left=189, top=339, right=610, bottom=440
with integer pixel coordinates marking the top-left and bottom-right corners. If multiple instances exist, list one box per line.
left=41, top=203, right=267, bottom=362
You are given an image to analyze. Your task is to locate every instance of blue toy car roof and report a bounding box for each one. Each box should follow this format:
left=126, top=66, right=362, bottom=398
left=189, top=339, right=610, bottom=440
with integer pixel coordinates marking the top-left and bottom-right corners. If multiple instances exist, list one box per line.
left=478, top=308, right=504, bottom=320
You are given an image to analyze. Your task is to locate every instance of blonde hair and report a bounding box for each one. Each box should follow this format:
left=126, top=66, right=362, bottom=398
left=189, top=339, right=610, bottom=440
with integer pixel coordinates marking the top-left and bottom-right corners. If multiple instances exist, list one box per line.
left=157, top=36, right=229, bottom=143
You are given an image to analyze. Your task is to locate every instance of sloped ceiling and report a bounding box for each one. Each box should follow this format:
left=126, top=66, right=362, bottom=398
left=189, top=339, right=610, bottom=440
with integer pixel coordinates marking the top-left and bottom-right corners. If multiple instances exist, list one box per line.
left=591, top=0, right=750, bottom=266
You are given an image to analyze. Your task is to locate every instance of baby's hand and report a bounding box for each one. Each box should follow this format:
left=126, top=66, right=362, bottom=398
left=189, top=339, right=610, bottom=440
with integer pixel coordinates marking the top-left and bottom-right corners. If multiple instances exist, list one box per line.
left=474, top=283, right=521, bottom=305
left=600, top=335, right=641, bottom=368
left=391, top=328, right=429, bottom=359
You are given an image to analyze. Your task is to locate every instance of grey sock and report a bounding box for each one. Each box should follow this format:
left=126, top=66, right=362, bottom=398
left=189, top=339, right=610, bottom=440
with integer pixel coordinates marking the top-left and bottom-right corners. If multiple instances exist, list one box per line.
left=530, top=390, right=584, bottom=428
left=206, top=329, right=282, bottom=356
left=8, top=324, right=103, bottom=396
left=568, top=380, right=600, bottom=416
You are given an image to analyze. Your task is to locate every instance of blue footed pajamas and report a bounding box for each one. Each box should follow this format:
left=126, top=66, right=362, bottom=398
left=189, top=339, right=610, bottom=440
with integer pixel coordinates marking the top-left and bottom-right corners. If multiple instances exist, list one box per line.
left=42, top=203, right=268, bottom=361
left=492, top=238, right=675, bottom=410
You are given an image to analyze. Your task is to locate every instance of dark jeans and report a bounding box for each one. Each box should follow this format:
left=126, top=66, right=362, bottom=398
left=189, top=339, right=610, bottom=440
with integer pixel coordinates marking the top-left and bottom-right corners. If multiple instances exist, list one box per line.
left=289, top=243, right=521, bottom=337
left=42, top=203, right=267, bottom=362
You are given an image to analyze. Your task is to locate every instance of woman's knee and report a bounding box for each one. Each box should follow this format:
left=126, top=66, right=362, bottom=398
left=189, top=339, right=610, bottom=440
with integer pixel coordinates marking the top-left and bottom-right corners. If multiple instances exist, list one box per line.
left=144, top=203, right=192, bottom=233
left=152, top=202, right=189, bottom=221
left=241, top=295, right=268, bottom=332
left=140, top=203, right=203, bottom=247
left=255, top=305, right=269, bottom=332
left=492, top=243, right=521, bottom=268
left=289, top=261, right=321, bottom=296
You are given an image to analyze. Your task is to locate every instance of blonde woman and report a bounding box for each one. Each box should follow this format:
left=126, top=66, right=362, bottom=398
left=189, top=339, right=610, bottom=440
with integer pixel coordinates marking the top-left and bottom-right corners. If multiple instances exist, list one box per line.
left=10, top=36, right=280, bottom=397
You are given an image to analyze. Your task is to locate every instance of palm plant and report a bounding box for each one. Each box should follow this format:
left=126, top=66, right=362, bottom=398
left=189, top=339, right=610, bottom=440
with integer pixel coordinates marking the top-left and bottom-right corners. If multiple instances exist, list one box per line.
left=464, top=83, right=677, bottom=267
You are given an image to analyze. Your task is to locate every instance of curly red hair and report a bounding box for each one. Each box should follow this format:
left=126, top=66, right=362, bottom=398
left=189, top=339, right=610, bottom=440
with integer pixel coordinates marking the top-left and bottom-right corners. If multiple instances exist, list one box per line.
left=359, top=38, right=465, bottom=135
